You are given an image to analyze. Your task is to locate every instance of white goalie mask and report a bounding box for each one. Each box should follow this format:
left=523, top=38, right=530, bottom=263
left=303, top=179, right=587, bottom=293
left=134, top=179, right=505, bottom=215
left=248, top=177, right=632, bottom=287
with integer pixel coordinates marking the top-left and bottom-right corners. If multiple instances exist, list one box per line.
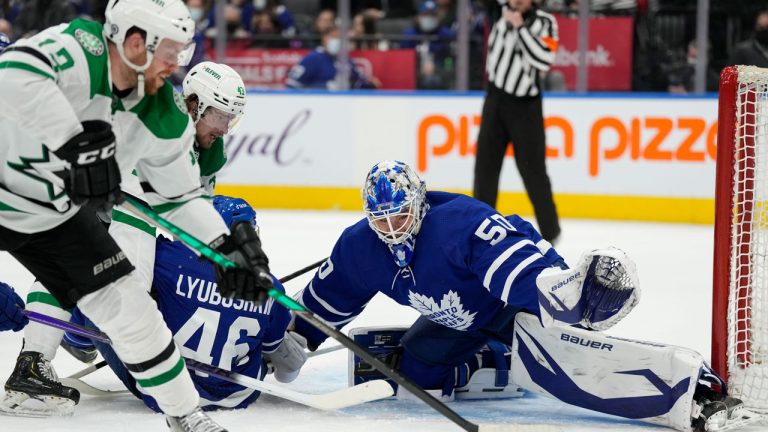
left=362, top=161, right=429, bottom=267
left=104, top=0, right=195, bottom=95
left=182, top=61, right=247, bottom=135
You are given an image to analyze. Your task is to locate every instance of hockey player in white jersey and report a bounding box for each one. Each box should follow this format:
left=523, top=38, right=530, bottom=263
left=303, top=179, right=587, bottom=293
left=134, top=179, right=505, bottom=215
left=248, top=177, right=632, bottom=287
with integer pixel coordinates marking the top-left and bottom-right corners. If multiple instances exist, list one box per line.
left=292, top=160, right=754, bottom=432
left=21, top=57, right=248, bottom=381
left=0, top=1, right=271, bottom=431
left=182, top=61, right=245, bottom=194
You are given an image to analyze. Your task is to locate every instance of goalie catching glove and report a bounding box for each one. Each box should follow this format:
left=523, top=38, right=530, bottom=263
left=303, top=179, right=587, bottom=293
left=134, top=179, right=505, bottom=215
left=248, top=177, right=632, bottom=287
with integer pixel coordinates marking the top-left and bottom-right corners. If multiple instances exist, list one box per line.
left=211, top=221, right=273, bottom=304
left=54, top=120, right=123, bottom=213
left=535, top=247, right=640, bottom=331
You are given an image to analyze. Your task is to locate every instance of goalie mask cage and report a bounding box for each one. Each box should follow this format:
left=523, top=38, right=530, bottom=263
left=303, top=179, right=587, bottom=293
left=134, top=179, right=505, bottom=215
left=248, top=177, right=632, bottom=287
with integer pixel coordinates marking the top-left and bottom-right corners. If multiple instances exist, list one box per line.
left=713, top=65, right=768, bottom=413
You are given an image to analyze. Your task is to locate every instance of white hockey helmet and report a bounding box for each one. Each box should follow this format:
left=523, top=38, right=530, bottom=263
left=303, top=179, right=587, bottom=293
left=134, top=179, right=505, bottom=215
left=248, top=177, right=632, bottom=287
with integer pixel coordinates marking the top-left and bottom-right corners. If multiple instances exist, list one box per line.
left=362, top=160, right=429, bottom=267
left=182, top=61, right=247, bottom=134
left=104, top=0, right=196, bottom=73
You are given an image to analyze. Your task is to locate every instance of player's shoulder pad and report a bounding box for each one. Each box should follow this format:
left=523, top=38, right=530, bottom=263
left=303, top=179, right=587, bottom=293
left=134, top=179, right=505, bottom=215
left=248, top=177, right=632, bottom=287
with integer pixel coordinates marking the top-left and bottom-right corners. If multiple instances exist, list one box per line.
left=60, top=19, right=111, bottom=99
left=129, top=80, right=190, bottom=139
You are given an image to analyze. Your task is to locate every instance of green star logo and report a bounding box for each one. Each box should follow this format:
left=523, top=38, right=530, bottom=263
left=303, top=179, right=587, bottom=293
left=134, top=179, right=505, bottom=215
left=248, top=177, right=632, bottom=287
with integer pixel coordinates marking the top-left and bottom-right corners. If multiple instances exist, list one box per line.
left=7, top=147, right=68, bottom=202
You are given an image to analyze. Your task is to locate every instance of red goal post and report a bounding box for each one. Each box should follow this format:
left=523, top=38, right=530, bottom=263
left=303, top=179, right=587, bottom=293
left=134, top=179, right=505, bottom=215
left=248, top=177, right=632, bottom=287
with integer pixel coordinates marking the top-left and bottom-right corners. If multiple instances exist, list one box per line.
left=713, top=65, right=768, bottom=412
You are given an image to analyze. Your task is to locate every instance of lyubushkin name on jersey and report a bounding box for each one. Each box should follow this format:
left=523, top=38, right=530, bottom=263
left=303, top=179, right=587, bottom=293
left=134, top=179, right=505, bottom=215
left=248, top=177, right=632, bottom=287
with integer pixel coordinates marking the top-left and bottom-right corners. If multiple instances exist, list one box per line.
left=174, top=274, right=271, bottom=314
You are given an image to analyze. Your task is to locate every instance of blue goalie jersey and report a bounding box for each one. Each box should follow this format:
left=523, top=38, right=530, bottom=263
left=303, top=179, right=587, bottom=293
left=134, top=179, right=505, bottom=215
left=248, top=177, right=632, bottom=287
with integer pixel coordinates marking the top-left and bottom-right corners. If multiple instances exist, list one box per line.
left=153, top=236, right=291, bottom=409
left=295, top=192, right=565, bottom=349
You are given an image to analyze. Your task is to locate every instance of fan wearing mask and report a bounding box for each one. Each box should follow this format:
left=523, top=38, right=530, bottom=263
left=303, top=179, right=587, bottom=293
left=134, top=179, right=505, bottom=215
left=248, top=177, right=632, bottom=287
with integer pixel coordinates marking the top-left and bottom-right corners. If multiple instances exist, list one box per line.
left=400, top=0, right=456, bottom=89
left=285, top=25, right=379, bottom=90
left=729, top=9, right=768, bottom=68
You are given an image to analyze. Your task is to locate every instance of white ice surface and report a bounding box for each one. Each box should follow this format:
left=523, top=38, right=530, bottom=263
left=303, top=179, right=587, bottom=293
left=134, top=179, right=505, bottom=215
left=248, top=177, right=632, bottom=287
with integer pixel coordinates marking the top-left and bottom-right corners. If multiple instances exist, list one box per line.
left=0, top=211, right=753, bottom=432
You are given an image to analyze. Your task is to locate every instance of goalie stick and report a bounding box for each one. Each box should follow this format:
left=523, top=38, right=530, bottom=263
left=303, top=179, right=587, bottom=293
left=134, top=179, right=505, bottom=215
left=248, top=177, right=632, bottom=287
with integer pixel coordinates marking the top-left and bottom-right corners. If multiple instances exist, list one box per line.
left=121, top=198, right=484, bottom=432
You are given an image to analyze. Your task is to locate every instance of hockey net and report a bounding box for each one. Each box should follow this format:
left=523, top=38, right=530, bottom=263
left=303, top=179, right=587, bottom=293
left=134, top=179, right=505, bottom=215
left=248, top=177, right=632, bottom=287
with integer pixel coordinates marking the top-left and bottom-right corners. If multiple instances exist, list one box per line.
left=713, top=65, right=768, bottom=413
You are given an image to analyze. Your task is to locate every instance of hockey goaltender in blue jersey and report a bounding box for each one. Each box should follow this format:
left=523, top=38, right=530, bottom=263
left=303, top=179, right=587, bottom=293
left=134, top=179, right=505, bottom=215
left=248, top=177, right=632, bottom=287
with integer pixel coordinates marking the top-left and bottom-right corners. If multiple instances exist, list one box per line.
left=296, top=190, right=565, bottom=341
left=293, top=160, right=757, bottom=432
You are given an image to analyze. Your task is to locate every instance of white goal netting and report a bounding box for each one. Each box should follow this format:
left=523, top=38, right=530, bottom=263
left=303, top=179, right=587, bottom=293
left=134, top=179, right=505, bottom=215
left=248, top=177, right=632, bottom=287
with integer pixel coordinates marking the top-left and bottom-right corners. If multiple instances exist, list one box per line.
left=726, top=65, right=768, bottom=412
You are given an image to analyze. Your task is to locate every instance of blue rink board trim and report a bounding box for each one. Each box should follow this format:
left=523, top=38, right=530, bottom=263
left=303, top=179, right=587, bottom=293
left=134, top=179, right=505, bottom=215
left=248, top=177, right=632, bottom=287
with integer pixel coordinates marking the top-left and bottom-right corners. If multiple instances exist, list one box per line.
left=245, top=88, right=719, bottom=100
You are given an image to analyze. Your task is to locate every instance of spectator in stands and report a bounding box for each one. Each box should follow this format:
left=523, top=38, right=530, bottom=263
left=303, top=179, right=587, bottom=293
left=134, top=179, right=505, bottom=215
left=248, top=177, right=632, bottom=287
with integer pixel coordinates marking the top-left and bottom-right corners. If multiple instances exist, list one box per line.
left=303, top=8, right=335, bottom=47
left=436, top=0, right=455, bottom=28
left=401, top=0, right=456, bottom=89
left=0, top=0, right=21, bottom=29
left=729, top=9, right=768, bottom=68
left=666, top=39, right=719, bottom=94
left=205, top=1, right=248, bottom=38
left=12, top=0, right=76, bottom=38
left=350, top=12, right=385, bottom=50
left=242, top=0, right=296, bottom=37
left=285, top=25, right=380, bottom=90
left=251, top=11, right=290, bottom=48
left=0, top=19, right=12, bottom=40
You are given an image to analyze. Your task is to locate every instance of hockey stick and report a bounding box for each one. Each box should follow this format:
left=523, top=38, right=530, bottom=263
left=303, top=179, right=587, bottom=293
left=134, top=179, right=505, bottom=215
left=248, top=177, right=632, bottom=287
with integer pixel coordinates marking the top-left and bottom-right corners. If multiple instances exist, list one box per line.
left=23, top=310, right=111, bottom=344
left=121, top=197, right=482, bottom=432
left=278, top=257, right=327, bottom=284
left=65, top=344, right=342, bottom=382
left=308, top=344, right=344, bottom=358
left=28, top=312, right=393, bottom=410
left=66, top=360, right=108, bottom=380
left=185, top=358, right=392, bottom=410
left=60, top=377, right=131, bottom=397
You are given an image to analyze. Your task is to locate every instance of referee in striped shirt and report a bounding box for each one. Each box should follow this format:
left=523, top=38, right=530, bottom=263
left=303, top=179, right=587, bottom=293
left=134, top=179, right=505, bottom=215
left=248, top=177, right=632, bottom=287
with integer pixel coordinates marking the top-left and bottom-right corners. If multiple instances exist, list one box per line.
left=473, top=0, right=561, bottom=243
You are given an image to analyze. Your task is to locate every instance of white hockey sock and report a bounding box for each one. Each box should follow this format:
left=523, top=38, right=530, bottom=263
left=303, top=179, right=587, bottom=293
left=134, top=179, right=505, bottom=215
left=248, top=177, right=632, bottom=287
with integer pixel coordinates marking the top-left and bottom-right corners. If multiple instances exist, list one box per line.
left=23, top=281, right=71, bottom=361
left=78, top=276, right=199, bottom=416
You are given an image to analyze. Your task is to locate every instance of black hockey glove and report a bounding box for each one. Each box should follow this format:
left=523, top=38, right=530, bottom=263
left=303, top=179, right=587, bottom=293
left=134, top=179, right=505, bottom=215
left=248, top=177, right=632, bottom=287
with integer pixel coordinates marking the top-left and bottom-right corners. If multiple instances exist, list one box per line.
left=211, top=221, right=273, bottom=304
left=54, top=120, right=123, bottom=213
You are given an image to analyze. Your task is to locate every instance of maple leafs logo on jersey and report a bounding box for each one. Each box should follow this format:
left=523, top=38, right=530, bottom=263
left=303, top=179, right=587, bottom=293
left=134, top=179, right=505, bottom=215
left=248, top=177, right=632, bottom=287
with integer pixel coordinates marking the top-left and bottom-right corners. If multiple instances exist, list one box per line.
left=407, top=290, right=477, bottom=330
left=74, top=29, right=104, bottom=56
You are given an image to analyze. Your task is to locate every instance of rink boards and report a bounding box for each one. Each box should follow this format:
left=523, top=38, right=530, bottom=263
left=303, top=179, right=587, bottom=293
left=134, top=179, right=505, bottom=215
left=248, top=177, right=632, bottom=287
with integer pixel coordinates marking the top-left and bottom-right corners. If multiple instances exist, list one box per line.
left=216, top=91, right=718, bottom=224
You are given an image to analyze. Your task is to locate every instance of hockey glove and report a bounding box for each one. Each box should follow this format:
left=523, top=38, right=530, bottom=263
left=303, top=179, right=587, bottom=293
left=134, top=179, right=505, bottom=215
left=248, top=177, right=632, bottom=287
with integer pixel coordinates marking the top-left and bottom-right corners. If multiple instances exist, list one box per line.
left=0, top=281, right=28, bottom=332
left=54, top=120, right=123, bottom=213
left=535, top=247, right=640, bottom=331
left=264, top=331, right=308, bottom=383
left=212, top=221, right=273, bottom=304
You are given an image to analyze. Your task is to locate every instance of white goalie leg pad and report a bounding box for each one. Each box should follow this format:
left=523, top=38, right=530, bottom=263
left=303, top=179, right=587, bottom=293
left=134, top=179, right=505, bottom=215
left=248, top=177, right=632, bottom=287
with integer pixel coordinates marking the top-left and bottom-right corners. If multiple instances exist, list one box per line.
left=23, top=281, right=71, bottom=361
left=510, top=313, right=702, bottom=432
left=536, top=247, right=640, bottom=331
left=108, top=207, right=157, bottom=292
left=77, top=274, right=199, bottom=417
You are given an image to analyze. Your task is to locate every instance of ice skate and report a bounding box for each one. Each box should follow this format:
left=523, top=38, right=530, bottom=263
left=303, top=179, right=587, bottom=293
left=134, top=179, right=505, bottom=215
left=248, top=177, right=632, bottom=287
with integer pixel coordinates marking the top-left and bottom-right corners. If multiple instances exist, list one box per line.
left=691, top=384, right=762, bottom=432
left=166, top=407, right=228, bottom=432
left=0, top=351, right=80, bottom=417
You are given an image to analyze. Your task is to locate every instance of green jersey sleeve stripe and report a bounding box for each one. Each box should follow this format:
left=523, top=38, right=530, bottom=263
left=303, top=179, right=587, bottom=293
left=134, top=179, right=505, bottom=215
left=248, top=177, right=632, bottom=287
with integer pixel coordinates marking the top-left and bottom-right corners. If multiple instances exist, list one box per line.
left=0, top=61, right=55, bottom=81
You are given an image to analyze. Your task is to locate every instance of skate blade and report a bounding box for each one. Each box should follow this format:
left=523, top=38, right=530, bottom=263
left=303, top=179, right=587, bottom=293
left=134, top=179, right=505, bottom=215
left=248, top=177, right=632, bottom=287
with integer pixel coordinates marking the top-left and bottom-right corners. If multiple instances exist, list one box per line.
left=706, top=407, right=767, bottom=432
left=0, top=391, right=75, bottom=417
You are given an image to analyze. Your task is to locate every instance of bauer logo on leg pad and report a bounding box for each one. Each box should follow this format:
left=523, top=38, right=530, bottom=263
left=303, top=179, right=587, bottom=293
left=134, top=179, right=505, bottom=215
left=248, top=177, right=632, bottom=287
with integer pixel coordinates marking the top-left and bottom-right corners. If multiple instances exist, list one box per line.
left=560, top=333, right=613, bottom=351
